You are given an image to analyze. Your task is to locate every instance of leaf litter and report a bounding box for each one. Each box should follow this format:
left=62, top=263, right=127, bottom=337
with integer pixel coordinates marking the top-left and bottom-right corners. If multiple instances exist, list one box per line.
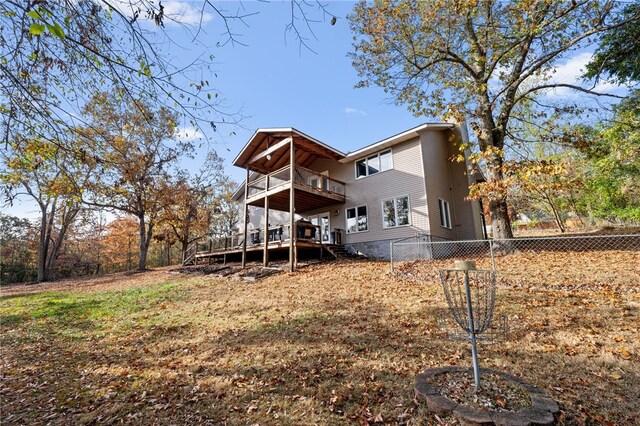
left=1, top=249, right=639, bottom=425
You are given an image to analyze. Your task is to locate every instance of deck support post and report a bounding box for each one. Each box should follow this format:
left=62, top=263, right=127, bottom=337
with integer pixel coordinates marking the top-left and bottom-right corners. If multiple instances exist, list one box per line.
left=289, top=135, right=296, bottom=272
left=263, top=175, right=270, bottom=267
left=241, top=166, right=249, bottom=268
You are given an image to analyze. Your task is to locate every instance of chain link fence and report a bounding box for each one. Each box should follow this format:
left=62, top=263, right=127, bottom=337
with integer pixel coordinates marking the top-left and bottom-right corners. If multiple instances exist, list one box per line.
left=391, top=233, right=640, bottom=292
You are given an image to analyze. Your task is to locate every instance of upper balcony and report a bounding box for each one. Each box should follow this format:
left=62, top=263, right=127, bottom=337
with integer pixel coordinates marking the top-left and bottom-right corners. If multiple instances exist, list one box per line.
left=246, top=165, right=346, bottom=212
left=233, top=128, right=348, bottom=213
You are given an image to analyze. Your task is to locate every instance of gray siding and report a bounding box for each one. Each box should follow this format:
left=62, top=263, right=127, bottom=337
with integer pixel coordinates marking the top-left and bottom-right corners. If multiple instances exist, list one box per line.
left=239, top=125, right=483, bottom=255
left=448, top=127, right=484, bottom=239
left=245, top=208, right=293, bottom=231
left=310, top=137, right=431, bottom=246
left=421, top=130, right=458, bottom=239
left=421, top=129, right=483, bottom=240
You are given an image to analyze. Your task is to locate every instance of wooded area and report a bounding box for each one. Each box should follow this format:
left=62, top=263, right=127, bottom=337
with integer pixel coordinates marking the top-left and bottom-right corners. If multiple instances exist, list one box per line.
left=2, top=0, right=639, bottom=284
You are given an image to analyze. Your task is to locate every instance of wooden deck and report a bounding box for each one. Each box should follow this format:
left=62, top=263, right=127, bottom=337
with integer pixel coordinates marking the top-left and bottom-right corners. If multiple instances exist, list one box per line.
left=193, top=239, right=326, bottom=264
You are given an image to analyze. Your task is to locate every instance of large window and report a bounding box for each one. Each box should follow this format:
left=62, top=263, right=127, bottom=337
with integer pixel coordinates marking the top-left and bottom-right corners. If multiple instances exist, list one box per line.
left=438, top=198, right=452, bottom=229
left=355, top=150, right=392, bottom=179
left=382, top=196, right=410, bottom=228
left=346, top=205, right=368, bottom=234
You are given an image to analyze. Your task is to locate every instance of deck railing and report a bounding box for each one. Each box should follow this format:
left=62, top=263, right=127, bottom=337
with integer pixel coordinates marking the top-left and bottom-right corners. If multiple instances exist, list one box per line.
left=187, top=222, right=324, bottom=260
left=269, top=166, right=290, bottom=190
left=294, top=166, right=346, bottom=196
left=245, top=166, right=345, bottom=200
left=201, top=234, right=245, bottom=252
left=247, top=176, right=266, bottom=197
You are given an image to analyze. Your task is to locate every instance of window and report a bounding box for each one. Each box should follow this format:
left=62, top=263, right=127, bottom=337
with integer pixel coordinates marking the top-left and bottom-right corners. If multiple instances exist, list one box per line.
left=382, top=196, right=410, bottom=228
left=438, top=199, right=452, bottom=229
left=346, top=205, right=368, bottom=234
left=367, top=154, right=380, bottom=175
left=355, top=150, right=392, bottom=178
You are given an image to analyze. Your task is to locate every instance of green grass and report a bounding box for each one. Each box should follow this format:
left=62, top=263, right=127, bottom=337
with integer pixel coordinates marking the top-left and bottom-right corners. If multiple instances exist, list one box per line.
left=0, top=281, right=188, bottom=336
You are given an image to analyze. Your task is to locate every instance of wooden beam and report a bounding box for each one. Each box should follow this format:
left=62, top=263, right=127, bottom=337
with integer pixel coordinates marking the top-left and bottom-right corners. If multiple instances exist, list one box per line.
left=249, top=137, right=292, bottom=164
left=289, top=136, right=296, bottom=273
left=241, top=166, right=249, bottom=268
left=241, top=135, right=265, bottom=167
left=263, top=175, right=270, bottom=267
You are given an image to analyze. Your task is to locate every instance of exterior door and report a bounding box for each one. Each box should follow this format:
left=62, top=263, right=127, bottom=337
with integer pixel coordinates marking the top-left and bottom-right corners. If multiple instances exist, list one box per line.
left=309, top=212, right=331, bottom=243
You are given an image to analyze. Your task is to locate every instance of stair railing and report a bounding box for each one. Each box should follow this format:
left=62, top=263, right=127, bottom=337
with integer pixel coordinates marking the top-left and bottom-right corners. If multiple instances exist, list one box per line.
left=183, top=241, right=198, bottom=265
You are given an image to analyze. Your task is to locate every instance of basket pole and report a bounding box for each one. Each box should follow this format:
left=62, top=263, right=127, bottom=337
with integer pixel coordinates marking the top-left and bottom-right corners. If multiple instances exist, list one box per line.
left=463, top=271, right=481, bottom=388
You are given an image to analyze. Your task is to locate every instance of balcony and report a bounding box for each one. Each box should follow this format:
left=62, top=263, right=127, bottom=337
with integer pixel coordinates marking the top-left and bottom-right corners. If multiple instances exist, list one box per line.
left=245, top=165, right=346, bottom=213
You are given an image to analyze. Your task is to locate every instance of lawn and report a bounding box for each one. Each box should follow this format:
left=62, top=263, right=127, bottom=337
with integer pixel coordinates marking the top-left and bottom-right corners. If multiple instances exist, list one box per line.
left=1, top=256, right=638, bottom=425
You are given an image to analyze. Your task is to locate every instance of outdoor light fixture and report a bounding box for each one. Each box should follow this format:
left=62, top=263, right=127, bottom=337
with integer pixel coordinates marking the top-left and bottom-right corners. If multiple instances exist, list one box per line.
left=266, top=154, right=272, bottom=161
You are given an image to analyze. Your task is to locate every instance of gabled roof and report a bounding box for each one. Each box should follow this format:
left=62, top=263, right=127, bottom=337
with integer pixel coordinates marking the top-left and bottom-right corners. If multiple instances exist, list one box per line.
left=231, top=122, right=458, bottom=197
left=340, top=122, right=454, bottom=162
left=232, top=127, right=345, bottom=174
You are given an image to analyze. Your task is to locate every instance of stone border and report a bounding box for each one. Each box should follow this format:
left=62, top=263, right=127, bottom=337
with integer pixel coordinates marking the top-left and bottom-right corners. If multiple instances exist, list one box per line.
left=415, top=366, right=559, bottom=426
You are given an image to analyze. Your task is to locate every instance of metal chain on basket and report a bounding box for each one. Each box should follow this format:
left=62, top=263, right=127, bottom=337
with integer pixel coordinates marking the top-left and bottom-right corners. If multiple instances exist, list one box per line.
left=439, top=269, right=496, bottom=335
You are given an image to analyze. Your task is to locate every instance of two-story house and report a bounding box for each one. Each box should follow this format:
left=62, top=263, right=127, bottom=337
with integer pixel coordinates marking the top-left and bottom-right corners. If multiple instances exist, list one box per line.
left=187, top=123, right=484, bottom=271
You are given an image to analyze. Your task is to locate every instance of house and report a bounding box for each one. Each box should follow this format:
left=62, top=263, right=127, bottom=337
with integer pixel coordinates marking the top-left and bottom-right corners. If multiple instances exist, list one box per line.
left=188, top=122, right=485, bottom=270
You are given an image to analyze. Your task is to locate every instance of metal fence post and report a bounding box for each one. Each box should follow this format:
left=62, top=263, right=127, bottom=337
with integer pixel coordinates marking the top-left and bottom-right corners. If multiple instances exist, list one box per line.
left=390, top=240, right=394, bottom=273
left=489, top=240, right=496, bottom=271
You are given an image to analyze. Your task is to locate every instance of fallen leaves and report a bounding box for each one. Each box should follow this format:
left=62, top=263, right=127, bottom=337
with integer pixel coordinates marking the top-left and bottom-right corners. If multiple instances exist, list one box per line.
left=619, top=347, right=633, bottom=360
left=1, top=259, right=639, bottom=425
left=432, top=371, right=531, bottom=412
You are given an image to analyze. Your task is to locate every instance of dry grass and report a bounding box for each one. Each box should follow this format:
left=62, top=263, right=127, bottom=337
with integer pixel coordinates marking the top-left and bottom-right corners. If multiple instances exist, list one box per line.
left=1, top=255, right=638, bottom=425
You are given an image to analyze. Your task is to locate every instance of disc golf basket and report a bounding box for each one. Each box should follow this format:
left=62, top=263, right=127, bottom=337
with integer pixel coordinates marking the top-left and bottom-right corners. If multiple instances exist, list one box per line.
left=439, top=260, right=498, bottom=388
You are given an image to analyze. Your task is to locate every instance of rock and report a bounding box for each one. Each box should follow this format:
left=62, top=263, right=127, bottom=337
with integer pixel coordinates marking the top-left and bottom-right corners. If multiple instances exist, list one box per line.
left=425, top=394, right=457, bottom=416
left=453, top=404, right=493, bottom=425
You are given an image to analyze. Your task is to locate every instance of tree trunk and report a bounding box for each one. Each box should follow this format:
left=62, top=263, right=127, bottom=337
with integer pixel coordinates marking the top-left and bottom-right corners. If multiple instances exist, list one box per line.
left=181, top=238, right=189, bottom=263
left=45, top=206, right=79, bottom=281
left=472, top=101, right=515, bottom=242
left=137, top=215, right=154, bottom=271
left=37, top=212, right=49, bottom=282
left=487, top=198, right=512, bottom=238
left=547, top=197, right=565, bottom=233
left=127, top=238, right=132, bottom=270
left=37, top=200, right=55, bottom=282
left=484, top=156, right=514, bottom=241
left=138, top=215, right=148, bottom=271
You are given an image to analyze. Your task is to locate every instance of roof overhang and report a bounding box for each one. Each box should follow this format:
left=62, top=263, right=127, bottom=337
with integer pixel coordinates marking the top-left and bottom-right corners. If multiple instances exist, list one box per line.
left=233, top=127, right=345, bottom=174
left=340, top=122, right=455, bottom=163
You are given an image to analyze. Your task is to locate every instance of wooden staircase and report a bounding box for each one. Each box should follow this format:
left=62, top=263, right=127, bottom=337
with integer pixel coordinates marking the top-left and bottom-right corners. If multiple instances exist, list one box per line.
left=323, top=244, right=366, bottom=260
left=183, top=243, right=197, bottom=266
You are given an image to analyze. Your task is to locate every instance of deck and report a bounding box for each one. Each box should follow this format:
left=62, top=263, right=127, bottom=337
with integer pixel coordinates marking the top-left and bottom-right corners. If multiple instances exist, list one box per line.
left=185, top=222, right=343, bottom=266
left=245, top=165, right=345, bottom=212
left=193, top=239, right=327, bottom=264
left=222, top=129, right=349, bottom=271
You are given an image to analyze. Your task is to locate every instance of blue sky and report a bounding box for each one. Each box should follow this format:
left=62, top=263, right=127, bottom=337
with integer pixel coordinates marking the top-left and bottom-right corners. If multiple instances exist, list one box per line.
left=10, top=1, right=425, bottom=218
left=161, top=1, right=428, bottom=182
left=158, top=1, right=625, bottom=180
left=4, top=1, right=626, bottom=218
